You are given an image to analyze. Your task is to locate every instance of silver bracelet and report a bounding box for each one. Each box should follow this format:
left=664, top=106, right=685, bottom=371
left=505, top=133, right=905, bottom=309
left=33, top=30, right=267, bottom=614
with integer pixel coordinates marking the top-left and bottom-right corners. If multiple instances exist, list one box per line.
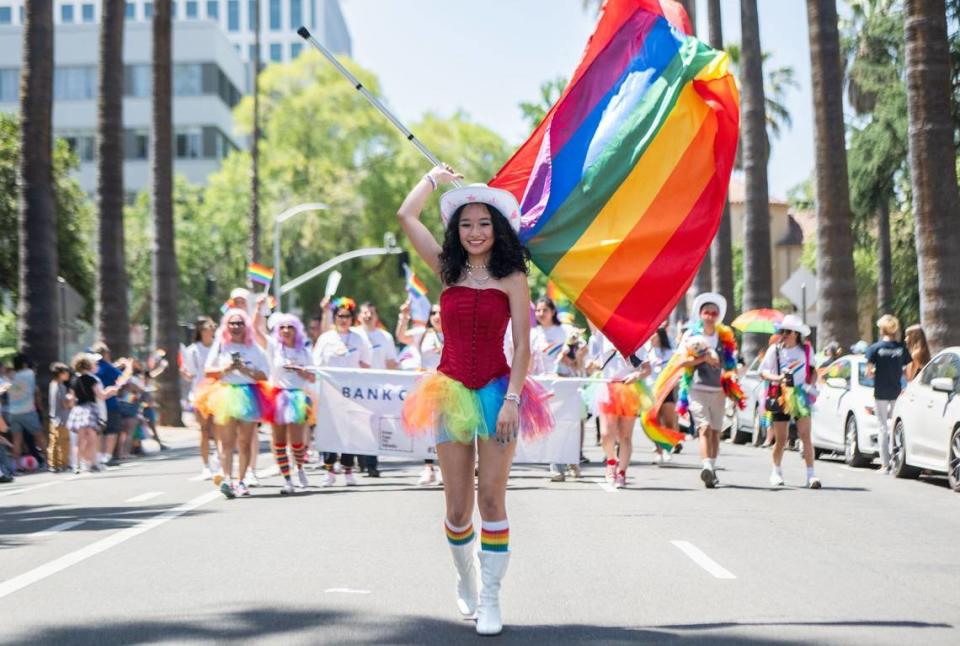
left=424, top=174, right=437, bottom=191
left=504, top=392, right=521, bottom=406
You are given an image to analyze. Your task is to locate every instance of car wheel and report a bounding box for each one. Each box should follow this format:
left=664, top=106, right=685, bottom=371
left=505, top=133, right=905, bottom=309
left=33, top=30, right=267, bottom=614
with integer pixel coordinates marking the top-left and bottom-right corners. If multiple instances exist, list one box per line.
left=891, top=420, right=920, bottom=479
left=844, top=415, right=871, bottom=468
left=948, top=426, right=960, bottom=493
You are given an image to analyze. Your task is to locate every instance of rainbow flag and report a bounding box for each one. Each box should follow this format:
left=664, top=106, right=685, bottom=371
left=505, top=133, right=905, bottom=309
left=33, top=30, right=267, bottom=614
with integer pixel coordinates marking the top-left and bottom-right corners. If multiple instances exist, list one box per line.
left=403, top=264, right=432, bottom=324
left=491, top=0, right=739, bottom=355
left=247, top=262, right=275, bottom=287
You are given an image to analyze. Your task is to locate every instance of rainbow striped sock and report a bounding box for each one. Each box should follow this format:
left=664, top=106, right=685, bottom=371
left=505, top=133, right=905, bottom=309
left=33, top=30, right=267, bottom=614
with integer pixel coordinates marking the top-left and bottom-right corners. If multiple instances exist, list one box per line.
left=481, top=519, right=509, bottom=553
left=444, top=521, right=475, bottom=547
left=291, top=443, right=305, bottom=468
left=273, top=443, right=290, bottom=478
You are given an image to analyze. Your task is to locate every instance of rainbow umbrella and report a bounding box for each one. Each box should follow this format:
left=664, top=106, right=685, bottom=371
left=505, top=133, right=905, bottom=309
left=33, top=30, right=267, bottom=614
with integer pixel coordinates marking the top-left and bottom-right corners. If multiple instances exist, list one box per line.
left=731, top=309, right=785, bottom=335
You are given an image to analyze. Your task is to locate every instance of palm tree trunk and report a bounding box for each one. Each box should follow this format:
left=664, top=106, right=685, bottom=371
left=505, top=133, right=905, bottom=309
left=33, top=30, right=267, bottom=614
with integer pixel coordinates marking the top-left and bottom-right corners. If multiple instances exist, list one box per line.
left=96, top=0, right=130, bottom=357
left=679, top=0, right=697, bottom=33
left=151, top=0, right=183, bottom=426
left=904, top=0, right=960, bottom=351
left=17, top=0, right=59, bottom=409
left=877, top=199, right=894, bottom=315
left=807, top=0, right=859, bottom=349
left=739, top=0, right=772, bottom=360
left=249, top=0, right=262, bottom=268
left=707, top=0, right=735, bottom=323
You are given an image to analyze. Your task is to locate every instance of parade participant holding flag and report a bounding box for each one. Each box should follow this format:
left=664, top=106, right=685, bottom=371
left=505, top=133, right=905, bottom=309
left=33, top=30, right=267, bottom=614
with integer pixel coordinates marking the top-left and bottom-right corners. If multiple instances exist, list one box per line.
left=760, top=315, right=820, bottom=489
left=398, top=165, right=553, bottom=636
left=646, top=326, right=680, bottom=463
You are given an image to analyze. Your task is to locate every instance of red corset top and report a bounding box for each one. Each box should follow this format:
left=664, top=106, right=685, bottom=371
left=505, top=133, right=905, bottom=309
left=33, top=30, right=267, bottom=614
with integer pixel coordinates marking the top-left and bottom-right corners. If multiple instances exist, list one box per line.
left=436, top=286, right=511, bottom=389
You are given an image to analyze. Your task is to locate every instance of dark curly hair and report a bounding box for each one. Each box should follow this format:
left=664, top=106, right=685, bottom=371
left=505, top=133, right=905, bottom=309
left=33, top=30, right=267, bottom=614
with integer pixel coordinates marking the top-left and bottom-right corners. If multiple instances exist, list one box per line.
left=439, top=204, right=530, bottom=286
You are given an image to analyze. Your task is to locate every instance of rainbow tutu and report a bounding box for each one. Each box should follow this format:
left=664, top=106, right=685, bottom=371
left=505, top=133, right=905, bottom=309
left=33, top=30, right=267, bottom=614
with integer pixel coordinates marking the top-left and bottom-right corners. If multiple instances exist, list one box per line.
left=402, top=373, right=554, bottom=444
left=584, top=380, right=654, bottom=418
left=194, top=382, right=273, bottom=425
left=272, top=388, right=316, bottom=425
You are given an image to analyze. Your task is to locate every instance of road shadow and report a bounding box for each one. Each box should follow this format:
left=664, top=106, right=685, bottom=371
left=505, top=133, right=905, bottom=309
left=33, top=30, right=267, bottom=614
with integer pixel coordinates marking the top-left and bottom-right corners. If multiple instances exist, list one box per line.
left=655, top=619, right=953, bottom=630
left=3, top=606, right=838, bottom=646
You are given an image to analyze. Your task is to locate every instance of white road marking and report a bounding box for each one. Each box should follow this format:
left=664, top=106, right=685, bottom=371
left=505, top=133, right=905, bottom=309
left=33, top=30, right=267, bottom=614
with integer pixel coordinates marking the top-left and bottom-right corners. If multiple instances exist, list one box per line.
left=671, top=541, right=737, bottom=579
left=0, top=479, right=74, bottom=499
left=32, top=520, right=85, bottom=538
left=0, top=490, right=220, bottom=600
left=324, top=588, right=372, bottom=595
left=125, top=492, right=164, bottom=503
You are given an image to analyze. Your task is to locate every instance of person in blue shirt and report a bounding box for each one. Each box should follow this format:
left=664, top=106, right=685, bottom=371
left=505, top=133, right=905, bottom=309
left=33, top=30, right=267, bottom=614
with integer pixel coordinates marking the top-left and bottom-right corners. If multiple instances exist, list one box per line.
left=91, top=342, right=123, bottom=466
left=865, top=315, right=911, bottom=474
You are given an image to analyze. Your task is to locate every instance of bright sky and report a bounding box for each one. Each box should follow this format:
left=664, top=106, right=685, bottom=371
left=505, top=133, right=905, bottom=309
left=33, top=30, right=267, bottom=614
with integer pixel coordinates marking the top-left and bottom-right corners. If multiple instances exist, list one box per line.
left=339, top=0, right=814, bottom=200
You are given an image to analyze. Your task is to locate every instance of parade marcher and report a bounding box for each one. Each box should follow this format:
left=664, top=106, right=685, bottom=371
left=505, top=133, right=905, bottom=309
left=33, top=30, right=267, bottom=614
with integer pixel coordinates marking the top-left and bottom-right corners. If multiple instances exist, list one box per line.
left=529, top=297, right=575, bottom=481
left=760, top=315, right=820, bottom=488
left=679, top=293, right=743, bottom=489
left=397, top=300, right=446, bottom=485
left=356, top=301, right=399, bottom=477
left=197, top=308, right=271, bottom=498
left=256, top=313, right=316, bottom=494
left=904, top=324, right=931, bottom=382
left=7, top=353, right=46, bottom=467
left=586, top=329, right=650, bottom=488
left=397, top=166, right=553, bottom=635
left=47, top=362, right=72, bottom=472
left=865, top=315, right=911, bottom=474
left=182, top=317, right=220, bottom=480
left=66, top=353, right=130, bottom=474
left=646, top=326, right=679, bottom=463
left=312, top=296, right=372, bottom=486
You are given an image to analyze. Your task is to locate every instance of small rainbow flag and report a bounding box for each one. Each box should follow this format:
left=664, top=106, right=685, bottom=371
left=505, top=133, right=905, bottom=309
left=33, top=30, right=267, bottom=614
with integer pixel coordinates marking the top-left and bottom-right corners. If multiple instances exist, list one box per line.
left=491, top=0, right=739, bottom=355
left=403, top=264, right=432, bottom=324
left=247, top=262, right=275, bottom=287
left=404, top=265, right=429, bottom=298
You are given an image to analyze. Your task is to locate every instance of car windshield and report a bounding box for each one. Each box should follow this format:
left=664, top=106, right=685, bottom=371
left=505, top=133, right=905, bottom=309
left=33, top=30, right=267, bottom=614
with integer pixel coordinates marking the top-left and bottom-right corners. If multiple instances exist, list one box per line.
left=858, top=363, right=874, bottom=388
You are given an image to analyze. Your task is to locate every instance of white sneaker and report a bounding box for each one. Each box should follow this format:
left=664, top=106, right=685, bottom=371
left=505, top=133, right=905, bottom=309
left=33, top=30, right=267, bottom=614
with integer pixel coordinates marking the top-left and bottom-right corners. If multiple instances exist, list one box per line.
left=663, top=452, right=672, bottom=463
left=245, top=470, right=261, bottom=487
left=200, top=467, right=213, bottom=481
left=654, top=452, right=664, bottom=465
left=417, top=465, right=436, bottom=486
left=769, top=471, right=785, bottom=487
left=281, top=478, right=295, bottom=495
left=344, top=469, right=357, bottom=486
left=549, top=468, right=565, bottom=482
left=235, top=481, right=251, bottom=497
left=807, top=477, right=822, bottom=489
left=297, top=468, right=309, bottom=489
left=209, top=453, right=221, bottom=473
left=321, top=470, right=337, bottom=487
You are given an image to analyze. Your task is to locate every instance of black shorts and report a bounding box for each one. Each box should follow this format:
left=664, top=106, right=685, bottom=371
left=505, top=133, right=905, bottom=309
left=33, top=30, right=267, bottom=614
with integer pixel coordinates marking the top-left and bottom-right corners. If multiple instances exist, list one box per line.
left=770, top=412, right=808, bottom=423
left=102, top=408, right=122, bottom=435
left=664, top=390, right=676, bottom=404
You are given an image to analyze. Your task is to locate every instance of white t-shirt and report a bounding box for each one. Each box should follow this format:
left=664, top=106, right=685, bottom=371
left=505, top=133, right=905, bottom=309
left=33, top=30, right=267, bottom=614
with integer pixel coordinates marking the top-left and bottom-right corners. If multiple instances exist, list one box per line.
left=419, top=329, right=444, bottom=370
left=761, top=343, right=810, bottom=383
left=595, top=333, right=648, bottom=381
left=646, top=345, right=674, bottom=382
left=312, top=329, right=373, bottom=368
left=357, top=327, right=398, bottom=369
left=204, top=342, right=270, bottom=385
left=185, top=342, right=213, bottom=392
left=267, top=338, right=315, bottom=390
left=530, top=324, right=573, bottom=376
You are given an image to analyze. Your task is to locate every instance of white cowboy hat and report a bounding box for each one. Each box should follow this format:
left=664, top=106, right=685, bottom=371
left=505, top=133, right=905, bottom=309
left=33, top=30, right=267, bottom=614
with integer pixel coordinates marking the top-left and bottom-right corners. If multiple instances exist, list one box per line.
left=229, top=287, right=251, bottom=301
left=439, top=183, right=522, bottom=233
left=778, top=314, right=811, bottom=338
left=692, top=292, right=727, bottom=322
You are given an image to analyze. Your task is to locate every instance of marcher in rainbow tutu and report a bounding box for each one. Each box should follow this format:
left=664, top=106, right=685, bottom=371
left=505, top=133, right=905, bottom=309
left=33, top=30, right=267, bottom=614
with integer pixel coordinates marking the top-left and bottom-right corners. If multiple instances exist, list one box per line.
left=181, top=317, right=219, bottom=482
left=256, top=313, right=316, bottom=495
left=761, top=315, right=821, bottom=489
left=397, top=164, right=553, bottom=636
left=585, top=329, right=651, bottom=488
left=198, top=308, right=271, bottom=499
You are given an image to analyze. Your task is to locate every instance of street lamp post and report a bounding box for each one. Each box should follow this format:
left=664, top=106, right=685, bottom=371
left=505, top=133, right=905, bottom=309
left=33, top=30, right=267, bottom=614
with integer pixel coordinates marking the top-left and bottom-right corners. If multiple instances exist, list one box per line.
left=273, top=203, right=328, bottom=309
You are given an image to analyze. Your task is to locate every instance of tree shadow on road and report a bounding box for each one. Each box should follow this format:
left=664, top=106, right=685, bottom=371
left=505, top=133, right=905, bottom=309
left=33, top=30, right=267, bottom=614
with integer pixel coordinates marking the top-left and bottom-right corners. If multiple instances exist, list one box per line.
left=4, top=606, right=850, bottom=646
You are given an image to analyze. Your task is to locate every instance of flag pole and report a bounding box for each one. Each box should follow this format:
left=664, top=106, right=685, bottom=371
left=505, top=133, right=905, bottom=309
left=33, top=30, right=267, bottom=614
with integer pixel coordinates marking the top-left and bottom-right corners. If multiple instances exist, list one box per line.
left=296, top=26, right=462, bottom=188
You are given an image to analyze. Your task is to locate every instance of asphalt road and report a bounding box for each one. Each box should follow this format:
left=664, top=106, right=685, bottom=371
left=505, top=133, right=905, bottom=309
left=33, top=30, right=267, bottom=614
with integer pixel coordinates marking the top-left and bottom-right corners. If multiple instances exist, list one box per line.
left=1, top=425, right=958, bottom=645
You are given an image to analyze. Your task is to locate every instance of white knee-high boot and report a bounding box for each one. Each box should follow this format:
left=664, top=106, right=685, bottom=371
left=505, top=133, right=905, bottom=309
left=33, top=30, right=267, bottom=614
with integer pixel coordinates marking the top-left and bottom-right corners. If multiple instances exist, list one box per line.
left=449, top=540, right=479, bottom=617
left=476, top=551, right=510, bottom=635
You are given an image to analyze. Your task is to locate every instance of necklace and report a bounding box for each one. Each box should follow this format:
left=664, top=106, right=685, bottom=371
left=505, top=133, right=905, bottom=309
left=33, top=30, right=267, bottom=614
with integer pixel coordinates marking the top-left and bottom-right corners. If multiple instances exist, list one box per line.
left=465, top=261, right=488, bottom=270
left=465, top=265, right=491, bottom=285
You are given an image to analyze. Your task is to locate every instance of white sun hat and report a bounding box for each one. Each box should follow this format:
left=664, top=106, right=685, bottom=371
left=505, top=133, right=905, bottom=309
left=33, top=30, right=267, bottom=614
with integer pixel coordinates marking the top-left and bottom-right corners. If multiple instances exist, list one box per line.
left=692, top=292, right=727, bottom=322
left=439, top=183, right=522, bottom=233
left=778, top=314, right=811, bottom=338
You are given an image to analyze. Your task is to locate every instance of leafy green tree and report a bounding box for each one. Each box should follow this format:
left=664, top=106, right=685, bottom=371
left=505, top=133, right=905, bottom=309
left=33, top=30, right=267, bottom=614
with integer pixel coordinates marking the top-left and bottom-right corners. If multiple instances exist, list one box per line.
left=518, top=77, right=567, bottom=130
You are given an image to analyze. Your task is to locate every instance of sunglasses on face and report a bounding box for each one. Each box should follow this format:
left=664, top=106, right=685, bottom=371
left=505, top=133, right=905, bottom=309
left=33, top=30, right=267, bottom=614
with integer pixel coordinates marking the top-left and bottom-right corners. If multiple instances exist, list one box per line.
left=702, top=310, right=720, bottom=318
left=335, top=313, right=353, bottom=320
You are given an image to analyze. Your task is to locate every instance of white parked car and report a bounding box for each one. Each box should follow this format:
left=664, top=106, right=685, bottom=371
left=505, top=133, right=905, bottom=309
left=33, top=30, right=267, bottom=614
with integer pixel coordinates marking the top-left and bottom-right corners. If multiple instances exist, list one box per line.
left=891, top=347, right=960, bottom=492
left=736, top=355, right=766, bottom=445
left=812, top=355, right=881, bottom=467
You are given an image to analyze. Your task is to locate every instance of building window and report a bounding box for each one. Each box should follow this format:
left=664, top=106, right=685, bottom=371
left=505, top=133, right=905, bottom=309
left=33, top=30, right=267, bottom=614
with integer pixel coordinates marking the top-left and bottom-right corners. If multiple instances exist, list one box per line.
left=62, top=134, right=96, bottom=162
left=0, top=7, right=12, bottom=25
left=289, top=0, right=301, bottom=29
left=61, top=4, right=75, bottom=23
left=269, top=0, right=280, bottom=30
left=82, top=3, right=95, bottom=21
left=126, top=130, right=150, bottom=160
left=173, top=63, right=203, bottom=95
left=206, top=0, right=218, bottom=19
left=0, top=68, right=18, bottom=102
left=290, top=42, right=302, bottom=59
left=144, top=2, right=153, bottom=19
left=248, top=0, right=256, bottom=29
left=54, top=66, right=97, bottom=100
left=176, top=130, right=203, bottom=159
left=227, top=0, right=238, bottom=30
left=124, top=64, right=151, bottom=98
left=186, top=1, right=198, bottom=18
left=269, top=43, right=282, bottom=62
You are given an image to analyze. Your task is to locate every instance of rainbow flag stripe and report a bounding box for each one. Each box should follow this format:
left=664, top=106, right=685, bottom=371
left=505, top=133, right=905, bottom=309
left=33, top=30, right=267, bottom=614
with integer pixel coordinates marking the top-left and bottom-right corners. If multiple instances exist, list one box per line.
left=491, top=0, right=739, bottom=355
left=247, top=262, right=275, bottom=286
left=404, top=265, right=429, bottom=298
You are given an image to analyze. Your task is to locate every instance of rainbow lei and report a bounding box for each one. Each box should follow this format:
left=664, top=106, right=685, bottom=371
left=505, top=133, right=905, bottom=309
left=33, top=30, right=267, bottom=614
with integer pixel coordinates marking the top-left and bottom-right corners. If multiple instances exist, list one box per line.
left=677, top=322, right=745, bottom=415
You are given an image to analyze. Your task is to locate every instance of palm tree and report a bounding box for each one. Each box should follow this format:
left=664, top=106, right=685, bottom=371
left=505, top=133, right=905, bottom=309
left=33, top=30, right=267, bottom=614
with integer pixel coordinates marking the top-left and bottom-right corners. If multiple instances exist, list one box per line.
left=807, top=0, right=859, bottom=349
left=96, top=0, right=130, bottom=356
left=17, top=0, right=59, bottom=398
left=904, top=0, right=960, bottom=351
left=249, top=0, right=262, bottom=268
left=707, top=0, right=735, bottom=322
left=151, top=0, right=182, bottom=425
left=739, top=0, right=772, bottom=360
